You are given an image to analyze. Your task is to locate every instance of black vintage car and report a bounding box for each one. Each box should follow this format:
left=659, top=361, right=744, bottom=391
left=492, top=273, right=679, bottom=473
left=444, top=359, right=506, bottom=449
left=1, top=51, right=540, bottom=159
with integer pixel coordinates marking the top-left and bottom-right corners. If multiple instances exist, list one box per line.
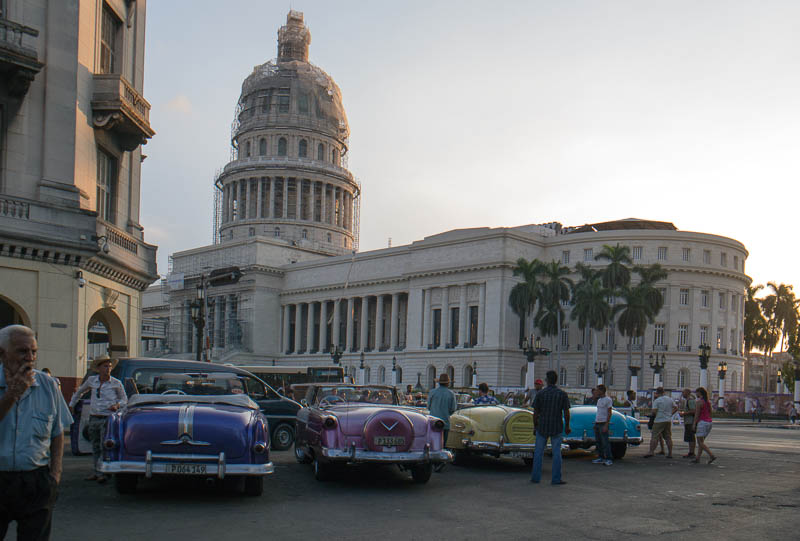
left=70, top=358, right=300, bottom=454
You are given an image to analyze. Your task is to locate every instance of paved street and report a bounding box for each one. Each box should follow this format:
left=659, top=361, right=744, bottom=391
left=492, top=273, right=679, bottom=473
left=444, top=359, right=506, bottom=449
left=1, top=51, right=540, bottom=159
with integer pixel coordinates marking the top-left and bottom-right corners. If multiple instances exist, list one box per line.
left=36, top=422, right=800, bottom=541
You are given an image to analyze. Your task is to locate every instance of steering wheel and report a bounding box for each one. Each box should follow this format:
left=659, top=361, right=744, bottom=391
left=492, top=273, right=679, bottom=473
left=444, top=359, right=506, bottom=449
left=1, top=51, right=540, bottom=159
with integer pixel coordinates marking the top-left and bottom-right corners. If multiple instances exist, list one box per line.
left=320, top=395, right=345, bottom=407
left=161, top=389, right=186, bottom=395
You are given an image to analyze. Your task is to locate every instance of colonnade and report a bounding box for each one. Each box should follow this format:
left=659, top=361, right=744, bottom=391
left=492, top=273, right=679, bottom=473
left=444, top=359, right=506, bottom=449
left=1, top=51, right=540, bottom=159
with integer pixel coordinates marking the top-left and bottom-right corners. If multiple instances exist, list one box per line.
left=420, top=283, right=485, bottom=350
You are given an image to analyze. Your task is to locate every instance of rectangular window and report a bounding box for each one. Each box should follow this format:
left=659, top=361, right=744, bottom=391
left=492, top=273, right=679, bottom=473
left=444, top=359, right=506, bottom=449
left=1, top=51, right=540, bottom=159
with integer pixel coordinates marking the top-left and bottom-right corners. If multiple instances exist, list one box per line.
left=96, top=147, right=116, bottom=223
left=733, top=255, right=738, bottom=270
left=721, top=253, right=727, bottom=267
left=100, top=4, right=120, bottom=74
left=632, top=246, right=642, bottom=260
left=659, top=288, right=667, bottom=304
left=732, top=294, right=738, bottom=313
left=700, top=325, right=708, bottom=346
left=654, top=324, right=665, bottom=346
left=561, top=250, right=570, bottom=265
left=682, top=248, right=690, bottom=262
left=432, top=309, right=442, bottom=348
left=260, top=91, right=271, bottom=113
left=716, top=327, right=724, bottom=349
left=719, top=292, right=726, bottom=310
left=450, top=307, right=460, bottom=347
left=468, top=306, right=478, bottom=347
left=298, top=94, right=309, bottom=114
left=703, top=250, right=711, bottom=264
left=730, top=329, right=736, bottom=351
left=700, top=290, right=709, bottom=308
left=678, top=324, right=688, bottom=346
left=657, top=247, right=668, bottom=261
left=277, top=88, right=290, bottom=113
left=561, top=325, right=569, bottom=348
left=584, top=248, right=593, bottom=262
left=679, top=288, right=689, bottom=306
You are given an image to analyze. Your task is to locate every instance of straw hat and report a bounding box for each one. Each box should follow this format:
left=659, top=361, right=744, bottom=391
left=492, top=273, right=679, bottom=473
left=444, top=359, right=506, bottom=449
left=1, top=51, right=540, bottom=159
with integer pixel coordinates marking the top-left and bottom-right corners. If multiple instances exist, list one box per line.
left=90, top=355, right=117, bottom=371
left=438, top=373, right=450, bottom=386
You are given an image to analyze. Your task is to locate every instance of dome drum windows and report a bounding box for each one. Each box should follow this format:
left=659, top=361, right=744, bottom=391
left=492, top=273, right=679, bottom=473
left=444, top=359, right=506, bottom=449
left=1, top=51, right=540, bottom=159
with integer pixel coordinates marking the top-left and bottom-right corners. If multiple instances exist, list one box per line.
left=317, top=143, right=324, bottom=161
left=278, top=137, right=287, bottom=156
left=299, top=139, right=308, bottom=158
left=277, top=87, right=290, bottom=113
left=259, top=138, right=267, bottom=156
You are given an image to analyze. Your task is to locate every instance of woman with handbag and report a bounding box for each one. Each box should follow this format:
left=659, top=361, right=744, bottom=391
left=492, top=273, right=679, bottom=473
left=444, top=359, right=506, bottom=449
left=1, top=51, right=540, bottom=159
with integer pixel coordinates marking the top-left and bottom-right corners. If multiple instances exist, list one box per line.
left=692, top=387, right=717, bottom=464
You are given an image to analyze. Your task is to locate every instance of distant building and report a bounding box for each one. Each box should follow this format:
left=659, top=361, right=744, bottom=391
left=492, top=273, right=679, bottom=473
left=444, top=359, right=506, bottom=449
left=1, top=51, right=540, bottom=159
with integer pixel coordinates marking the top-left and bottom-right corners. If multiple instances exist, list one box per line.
left=0, top=0, right=157, bottom=395
left=160, top=12, right=749, bottom=393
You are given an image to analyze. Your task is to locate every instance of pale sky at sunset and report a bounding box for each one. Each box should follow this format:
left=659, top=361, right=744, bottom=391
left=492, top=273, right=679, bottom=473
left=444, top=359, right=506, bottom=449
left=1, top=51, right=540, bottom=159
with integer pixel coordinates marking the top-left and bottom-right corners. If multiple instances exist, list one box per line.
left=141, top=0, right=799, bottom=289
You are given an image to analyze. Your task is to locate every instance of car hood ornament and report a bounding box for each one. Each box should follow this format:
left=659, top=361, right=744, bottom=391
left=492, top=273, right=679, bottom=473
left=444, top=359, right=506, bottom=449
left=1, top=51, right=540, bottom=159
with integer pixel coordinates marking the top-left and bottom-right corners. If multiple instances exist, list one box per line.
left=380, top=420, right=398, bottom=431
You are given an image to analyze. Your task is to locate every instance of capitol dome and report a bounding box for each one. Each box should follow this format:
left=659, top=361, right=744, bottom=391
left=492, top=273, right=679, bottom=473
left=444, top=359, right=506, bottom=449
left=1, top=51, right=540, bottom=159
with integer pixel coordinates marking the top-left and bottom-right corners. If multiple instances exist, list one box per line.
left=215, top=11, right=359, bottom=256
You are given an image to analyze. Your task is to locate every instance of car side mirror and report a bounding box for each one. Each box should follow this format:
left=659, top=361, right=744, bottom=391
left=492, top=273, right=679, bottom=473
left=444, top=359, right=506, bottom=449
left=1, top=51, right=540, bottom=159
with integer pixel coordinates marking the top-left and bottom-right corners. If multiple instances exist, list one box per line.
left=300, top=398, right=308, bottom=407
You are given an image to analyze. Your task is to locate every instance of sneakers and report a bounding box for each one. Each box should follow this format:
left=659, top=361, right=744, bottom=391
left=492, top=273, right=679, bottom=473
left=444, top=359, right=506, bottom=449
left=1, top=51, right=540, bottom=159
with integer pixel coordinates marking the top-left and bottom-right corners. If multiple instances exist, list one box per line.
left=604, top=460, right=613, bottom=466
left=592, top=458, right=604, bottom=464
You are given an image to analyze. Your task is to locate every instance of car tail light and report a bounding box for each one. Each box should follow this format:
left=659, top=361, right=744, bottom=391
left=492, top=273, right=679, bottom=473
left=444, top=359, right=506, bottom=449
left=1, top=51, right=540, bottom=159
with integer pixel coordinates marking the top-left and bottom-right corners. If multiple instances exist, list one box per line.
left=323, top=417, right=337, bottom=429
left=432, top=419, right=445, bottom=431
left=103, top=439, right=117, bottom=450
left=253, top=442, right=267, bottom=454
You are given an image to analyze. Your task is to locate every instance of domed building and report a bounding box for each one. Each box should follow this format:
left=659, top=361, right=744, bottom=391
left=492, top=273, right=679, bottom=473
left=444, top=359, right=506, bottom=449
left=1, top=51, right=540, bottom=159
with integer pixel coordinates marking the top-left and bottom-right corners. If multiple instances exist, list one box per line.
left=215, top=11, right=359, bottom=254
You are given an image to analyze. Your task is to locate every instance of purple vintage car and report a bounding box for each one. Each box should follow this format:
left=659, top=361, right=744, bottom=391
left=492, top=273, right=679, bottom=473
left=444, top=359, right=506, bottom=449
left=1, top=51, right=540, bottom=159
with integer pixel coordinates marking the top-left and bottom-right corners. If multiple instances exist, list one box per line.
left=294, top=384, right=452, bottom=483
left=100, top=373, right=274, bottom=496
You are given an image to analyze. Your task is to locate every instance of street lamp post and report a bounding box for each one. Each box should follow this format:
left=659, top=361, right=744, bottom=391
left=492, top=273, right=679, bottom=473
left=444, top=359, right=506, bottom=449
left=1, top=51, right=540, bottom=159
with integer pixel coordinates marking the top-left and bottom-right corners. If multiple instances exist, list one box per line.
left=594, top=361, right=608, bottom=386
left=776, top=369, right=782, bottom=395
left=391, top=356, right=397, bottom=386
left=522, top=335, right=549, bottom=391
left=629, top=357, right=641, bottom=393
left=190, top=281, right=206, bottom=362
left=717, top=361, right=727, bottom=410
left=472, top=361, right=477, bottom=388
left=698, top=344, right=711, bottom=389
left=330, top=344, right=343, bottom=365
left=649, top=353, right=666, bottom=388
left=358, top=352, right=366, bottom=385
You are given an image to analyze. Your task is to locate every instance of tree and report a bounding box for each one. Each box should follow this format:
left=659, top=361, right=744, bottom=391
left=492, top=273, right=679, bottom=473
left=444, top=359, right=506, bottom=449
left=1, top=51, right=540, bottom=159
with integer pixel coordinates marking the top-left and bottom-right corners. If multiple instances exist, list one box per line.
left=764, top=283, right=799, bottom=355
left=632, top=263, right=669, bottom=373
left=595, top=244, right=633, bottom=371
left=615, top=284, right=654, bottom=384
left=509, top=258, right=543, bottom=344
left=744, top=284, right=766, bottom=355
left=571, top=263, right=599, bottom=382
left=538, top=260, right=574, bottom=371
left=570, top=276, right=611, bottom=385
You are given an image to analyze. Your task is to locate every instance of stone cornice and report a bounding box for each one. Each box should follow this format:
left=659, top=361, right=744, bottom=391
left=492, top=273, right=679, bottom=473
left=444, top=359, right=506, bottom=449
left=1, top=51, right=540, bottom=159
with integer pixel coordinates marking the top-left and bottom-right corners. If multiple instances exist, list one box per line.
left=83, top=257, right=154, bottom=291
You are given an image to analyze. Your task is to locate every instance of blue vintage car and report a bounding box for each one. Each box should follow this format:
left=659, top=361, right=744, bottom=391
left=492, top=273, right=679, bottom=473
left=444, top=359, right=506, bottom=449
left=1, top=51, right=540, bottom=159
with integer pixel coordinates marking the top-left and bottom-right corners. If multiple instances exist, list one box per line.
left=100, top=373, right=275, bottom=496
left=563, top=406, right=643, bottom=458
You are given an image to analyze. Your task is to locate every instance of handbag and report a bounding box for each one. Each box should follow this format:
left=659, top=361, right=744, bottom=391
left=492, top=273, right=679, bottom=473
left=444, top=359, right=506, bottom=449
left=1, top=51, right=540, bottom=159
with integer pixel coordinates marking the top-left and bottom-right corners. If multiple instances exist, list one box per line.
left=647, top=412, right=656, bottom=430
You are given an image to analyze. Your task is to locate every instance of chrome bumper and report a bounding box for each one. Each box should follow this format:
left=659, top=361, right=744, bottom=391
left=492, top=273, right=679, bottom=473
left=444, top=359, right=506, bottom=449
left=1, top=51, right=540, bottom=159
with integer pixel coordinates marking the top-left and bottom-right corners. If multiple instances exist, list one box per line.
left=321, top=443, right=452, bottom=464
left=100, top=451, right=275, bottom=479
left=563, top=428, right=643, bottom=446
left=462, top=439, right=570, bottom=453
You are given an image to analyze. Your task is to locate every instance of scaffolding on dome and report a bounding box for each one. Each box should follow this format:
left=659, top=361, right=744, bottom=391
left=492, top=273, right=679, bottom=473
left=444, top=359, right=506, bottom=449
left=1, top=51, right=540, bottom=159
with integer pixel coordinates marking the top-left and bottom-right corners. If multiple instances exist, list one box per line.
left=212, top=169, right=224, bottom=245
left=353, top=178, right=361, bottom=252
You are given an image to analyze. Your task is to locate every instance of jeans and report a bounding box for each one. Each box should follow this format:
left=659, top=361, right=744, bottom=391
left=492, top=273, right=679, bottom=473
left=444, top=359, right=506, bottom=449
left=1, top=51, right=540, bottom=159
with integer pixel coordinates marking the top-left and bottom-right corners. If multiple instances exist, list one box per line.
left=0, top=467, right=59, bottom=541
left=531, top=432, right=563, bottom=484
left=594, top=423, right=611, bottom=460
left=86, top=416, right=108, bottom=475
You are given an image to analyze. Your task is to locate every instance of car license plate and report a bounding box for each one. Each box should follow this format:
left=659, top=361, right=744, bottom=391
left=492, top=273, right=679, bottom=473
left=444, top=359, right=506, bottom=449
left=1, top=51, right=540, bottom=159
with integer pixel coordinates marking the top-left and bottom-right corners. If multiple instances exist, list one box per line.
left=375, top=436, right=404, bottom=446
left=510, top=451, right=533, bottom=459
left=167, top=463, right=207, bottom=475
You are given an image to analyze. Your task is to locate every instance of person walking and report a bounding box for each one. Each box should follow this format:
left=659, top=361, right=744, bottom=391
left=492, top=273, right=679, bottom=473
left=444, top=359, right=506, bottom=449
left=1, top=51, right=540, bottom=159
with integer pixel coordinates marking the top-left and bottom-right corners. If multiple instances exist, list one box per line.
left=0, top=324, right=73, bottom=540
left=427, top=373, right=456, bottom=470
left=679, top=389, right=697, bottom=458
left=592, top=384, right=613, bottom=466
left=473, top=382, right=499, bottom=405
left=643, top=387, right=676, bottom=458
left=68, top=355, right=127, bottom=483
left=790, top=403, right=798, bottom=425
left=692, top=387, right=716, bottom=464
left=531, top=370, right=571, bottom=485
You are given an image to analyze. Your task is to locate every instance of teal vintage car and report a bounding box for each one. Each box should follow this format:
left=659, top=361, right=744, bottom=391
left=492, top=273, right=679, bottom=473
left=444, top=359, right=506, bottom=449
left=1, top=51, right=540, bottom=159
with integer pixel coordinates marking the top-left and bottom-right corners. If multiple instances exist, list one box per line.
left=563, top=406, right=643, bottom=459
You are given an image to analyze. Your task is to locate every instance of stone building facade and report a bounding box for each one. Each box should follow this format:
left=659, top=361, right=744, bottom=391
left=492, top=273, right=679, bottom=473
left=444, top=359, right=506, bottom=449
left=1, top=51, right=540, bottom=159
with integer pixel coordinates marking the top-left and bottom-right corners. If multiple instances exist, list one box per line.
left=164, top=12, right=749, bottom=395
left=0, top=0, right=157, bottom=394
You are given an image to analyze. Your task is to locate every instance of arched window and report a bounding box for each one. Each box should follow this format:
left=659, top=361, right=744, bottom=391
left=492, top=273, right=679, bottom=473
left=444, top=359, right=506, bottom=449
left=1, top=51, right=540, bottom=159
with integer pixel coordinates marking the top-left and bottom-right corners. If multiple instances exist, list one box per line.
left=677, top=369, right=688, bottom=388
left=396, top=366, right=403, bottom=385
left=317, top=143, right=324, bottom=161
left=298, top=139, right=308, bottom=158
left=426, top=365, right=437, bottom=390
left=273, top=227, right=280, bottom=238
left=259, top=138, right=267, bottom=156
left=278, top=137, right=287, bottom=156
left=463, top=364, right=474, bottom=387
left=578, top=367, right=586, bottom=387
left=379, top=366, right=386, bottom=383
left=332, top=148, right=339, bottom=164
left=327, top=233, right=332, bottom=243
left=446, top=365, right=455, bottom=385
left=559, top=367, right=567, bottom=386
left=245, top=141, right=251, bottom=158
left=301, top=229, right=308, bottom=239
left=364, top=366, right=371, bottom=383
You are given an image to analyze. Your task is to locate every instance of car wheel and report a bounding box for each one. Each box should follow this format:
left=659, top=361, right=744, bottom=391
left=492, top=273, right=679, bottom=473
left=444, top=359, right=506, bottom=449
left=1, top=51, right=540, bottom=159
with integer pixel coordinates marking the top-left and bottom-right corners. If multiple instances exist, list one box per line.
left=313, top=456, right=332, bottom=482
left=610, top=442, right=627, bottom=459
left=411, top=463, right=433, bottom=484
left=271, top=423, right=295, bottom=451
left=244, top=476, right=264, bottom=497
left=114, top=473, right=137, bottom=494
left=294, top=443, right=312, bottom=464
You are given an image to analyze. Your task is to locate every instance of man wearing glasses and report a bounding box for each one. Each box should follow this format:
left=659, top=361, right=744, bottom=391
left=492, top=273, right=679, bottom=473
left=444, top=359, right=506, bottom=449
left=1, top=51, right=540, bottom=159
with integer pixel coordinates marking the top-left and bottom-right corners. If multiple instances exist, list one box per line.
left=69, top=356, right=127, bottom=483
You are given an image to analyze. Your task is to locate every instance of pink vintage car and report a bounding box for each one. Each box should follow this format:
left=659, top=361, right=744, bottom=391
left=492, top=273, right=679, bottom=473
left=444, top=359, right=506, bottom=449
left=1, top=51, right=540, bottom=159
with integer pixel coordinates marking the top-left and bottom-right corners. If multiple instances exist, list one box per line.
left=294, top=384, right=452, bottom=483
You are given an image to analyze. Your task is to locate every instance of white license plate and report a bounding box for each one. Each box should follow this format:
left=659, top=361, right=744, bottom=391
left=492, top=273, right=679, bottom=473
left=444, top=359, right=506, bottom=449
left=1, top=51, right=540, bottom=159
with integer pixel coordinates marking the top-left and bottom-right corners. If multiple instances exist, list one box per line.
left=166, top=463, right=207, bottom=475
left=375, top=436, right=405, bottom=446
left=510, top=451, right=533, bottom=458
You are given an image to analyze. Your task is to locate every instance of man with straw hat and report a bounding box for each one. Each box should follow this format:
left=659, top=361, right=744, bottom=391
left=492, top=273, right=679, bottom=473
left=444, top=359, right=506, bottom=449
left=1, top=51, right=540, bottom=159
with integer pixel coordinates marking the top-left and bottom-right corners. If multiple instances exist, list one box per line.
left=427, top=373, right=456, bottom=471
left=68, top=355, right=127, bottom=483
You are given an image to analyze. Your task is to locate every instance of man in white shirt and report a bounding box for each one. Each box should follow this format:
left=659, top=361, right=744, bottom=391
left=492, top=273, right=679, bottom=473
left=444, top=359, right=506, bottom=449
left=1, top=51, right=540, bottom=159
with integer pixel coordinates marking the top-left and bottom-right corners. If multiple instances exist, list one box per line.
left=644, top=387, right=677, bottom=458
left=592, top=384, right=614, bottom=466
left=68, top=356, right=127, bottom=482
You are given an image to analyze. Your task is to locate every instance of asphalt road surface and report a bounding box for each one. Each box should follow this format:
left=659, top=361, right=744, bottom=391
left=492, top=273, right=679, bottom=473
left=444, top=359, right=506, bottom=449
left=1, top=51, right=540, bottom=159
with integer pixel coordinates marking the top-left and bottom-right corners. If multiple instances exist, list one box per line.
left=28, top=421, right=800, bottom=541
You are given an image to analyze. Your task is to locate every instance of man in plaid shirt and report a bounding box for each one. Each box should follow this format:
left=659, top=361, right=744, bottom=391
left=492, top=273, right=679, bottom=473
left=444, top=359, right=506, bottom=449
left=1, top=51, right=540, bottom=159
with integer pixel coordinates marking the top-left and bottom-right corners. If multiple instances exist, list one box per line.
left=531, top=370, right=571, bottom=485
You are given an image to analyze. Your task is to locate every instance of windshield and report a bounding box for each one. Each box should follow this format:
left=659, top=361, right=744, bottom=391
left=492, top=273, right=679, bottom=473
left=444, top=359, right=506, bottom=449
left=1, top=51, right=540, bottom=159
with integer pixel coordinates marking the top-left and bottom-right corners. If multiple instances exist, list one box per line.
left=314, top=386, right=400, bottom=406
left=152, top=373, right=246, bottom=396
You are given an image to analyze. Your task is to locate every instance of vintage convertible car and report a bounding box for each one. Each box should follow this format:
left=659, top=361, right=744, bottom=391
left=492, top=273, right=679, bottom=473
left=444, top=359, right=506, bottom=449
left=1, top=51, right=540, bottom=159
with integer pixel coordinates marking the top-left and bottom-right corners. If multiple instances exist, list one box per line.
left=294, top=384, right=452, bottom=483
left=563, top=405, right=642, bottom=458
left=100, top=373, right=275, bottom=496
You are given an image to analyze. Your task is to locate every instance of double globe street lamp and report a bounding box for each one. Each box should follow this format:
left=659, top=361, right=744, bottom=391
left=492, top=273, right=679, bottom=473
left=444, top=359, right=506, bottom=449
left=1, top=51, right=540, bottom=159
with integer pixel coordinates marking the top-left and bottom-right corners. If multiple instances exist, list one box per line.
left=717, top=361, right=727, bottom=410
left=594, top=361, right=608, bottom=386
left=649, top=353, right=666, bottom=388
left=521, top=335, right=549, bottom=390
left=189, top=282, right=206, bottom=362
left=698, top=343, right=711, bottom=388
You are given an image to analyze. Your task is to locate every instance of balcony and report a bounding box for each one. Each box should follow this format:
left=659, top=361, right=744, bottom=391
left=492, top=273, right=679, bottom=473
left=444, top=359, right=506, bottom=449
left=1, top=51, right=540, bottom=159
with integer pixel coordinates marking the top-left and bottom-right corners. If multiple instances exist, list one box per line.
left=0, top=17, right=43, bottom=97
left=677, top=345, right=691, bottom=352
left=91, top=74, right=155, bottom=151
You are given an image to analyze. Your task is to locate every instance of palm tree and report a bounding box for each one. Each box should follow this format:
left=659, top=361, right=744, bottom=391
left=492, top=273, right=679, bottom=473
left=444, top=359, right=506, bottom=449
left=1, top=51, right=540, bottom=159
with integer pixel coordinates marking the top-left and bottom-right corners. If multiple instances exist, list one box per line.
left=539, top=260, right=574, bottom=371
left=633, top=263, right=669, bottom=372
left=534, top=286, right=562, bottom=366
left=615, top=284, right=657, bottom=388
left=509, top=258, right=543, bottom=344
left=764, top=283, right=799, bottom=355
left=571, top=263, right=598, bottom=383
left=744, top=284, right=766, bottom=355
left=595, top=244, right=632, bottom=370
left=570, top=276, right=611, bottom=386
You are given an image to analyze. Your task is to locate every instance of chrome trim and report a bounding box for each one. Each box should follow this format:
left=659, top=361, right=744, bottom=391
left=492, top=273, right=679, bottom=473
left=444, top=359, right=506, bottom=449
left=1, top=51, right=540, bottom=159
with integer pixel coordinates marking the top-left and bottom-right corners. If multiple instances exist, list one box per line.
left=563, top=436, right=643, bottom=445
left=101, top=461, right=274, bottom=476
left=461, top=439, right=569, bottom=453
left=161, top=404, right=210, bottom=446
left=320, top=447, right=452, bottom=464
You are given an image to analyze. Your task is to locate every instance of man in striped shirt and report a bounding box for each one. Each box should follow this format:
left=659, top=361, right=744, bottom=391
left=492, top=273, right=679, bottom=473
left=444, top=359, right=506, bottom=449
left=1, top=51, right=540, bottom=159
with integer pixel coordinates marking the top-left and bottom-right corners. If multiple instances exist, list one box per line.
left=531, top=370, right=570, bottom=485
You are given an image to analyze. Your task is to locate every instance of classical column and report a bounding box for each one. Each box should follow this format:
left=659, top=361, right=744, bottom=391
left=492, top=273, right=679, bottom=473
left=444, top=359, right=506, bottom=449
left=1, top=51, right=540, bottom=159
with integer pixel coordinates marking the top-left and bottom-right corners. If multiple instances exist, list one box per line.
left=422, top=288, right=431, bottom=348
left=294, top=303, right=303, bottom=353
left=390, top=293, right=400, bottom=350
left=282, top=178, right=289, bottom=219
left=306, top=301, right=315, bottom=353
left=319, top=301, right=328, bottom=352
left=360, top=296, right=369, bottom=351
left=239, top=180, right=247, bottom=220
left=215, top=296, right=224, bottom=351
left=282, top=304, right=290, bottom=354
left=320, top=182, right=327, bottom=223
left=332, top=299, right=341, bottom=348
left=257, top=177, right=264, bottom=218
left=375, top=295, right=385, bottom=350
left=458, top=285, right=467, bottom=348
left=478, top=283, right=486, bottom=346
left=346, top=297, right=355, bottom=351
left=297, top=179, right=303, bottom=220
left=441, top=286, right=450, bottom=349
left=267, top=178, right=275, bottom=219
left=222, top=185, right=228, bottom=222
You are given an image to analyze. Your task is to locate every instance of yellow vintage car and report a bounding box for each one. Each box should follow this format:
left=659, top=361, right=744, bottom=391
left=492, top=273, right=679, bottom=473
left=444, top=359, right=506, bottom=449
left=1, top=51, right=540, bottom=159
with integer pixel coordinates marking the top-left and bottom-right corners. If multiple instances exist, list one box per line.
left=446, top=404, right=536, bottom=464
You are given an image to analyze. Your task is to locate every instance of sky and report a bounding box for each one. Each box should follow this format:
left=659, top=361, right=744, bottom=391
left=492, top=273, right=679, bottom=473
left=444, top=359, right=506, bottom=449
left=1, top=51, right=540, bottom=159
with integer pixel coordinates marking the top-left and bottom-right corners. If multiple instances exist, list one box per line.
left=140, top=0, right=799, bottom=290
